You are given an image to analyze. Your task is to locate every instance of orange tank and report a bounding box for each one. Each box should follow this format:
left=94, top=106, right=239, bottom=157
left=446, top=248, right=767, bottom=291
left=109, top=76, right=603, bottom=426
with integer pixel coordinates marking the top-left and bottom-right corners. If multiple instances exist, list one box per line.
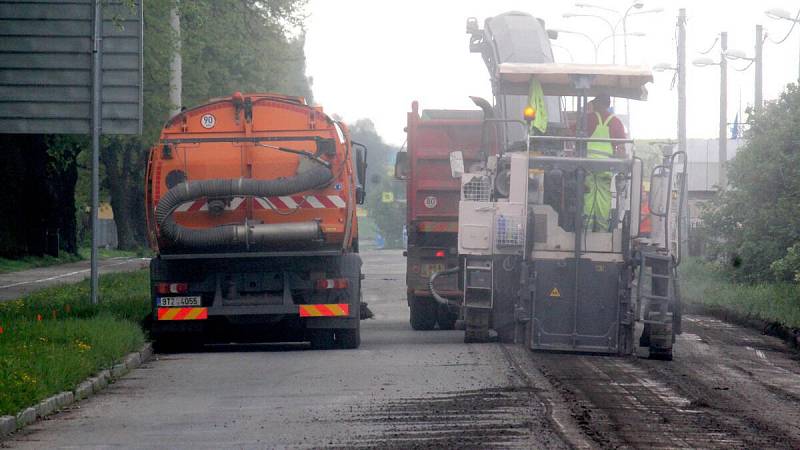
left=145, top=93, right=367, bottom=350
left=145, top=93, right=364, bottom=254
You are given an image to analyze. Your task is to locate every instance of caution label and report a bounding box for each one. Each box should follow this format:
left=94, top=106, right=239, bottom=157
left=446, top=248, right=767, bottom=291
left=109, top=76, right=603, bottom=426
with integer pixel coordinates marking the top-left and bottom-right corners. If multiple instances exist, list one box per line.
left=549, top=287, right=561, bottom=298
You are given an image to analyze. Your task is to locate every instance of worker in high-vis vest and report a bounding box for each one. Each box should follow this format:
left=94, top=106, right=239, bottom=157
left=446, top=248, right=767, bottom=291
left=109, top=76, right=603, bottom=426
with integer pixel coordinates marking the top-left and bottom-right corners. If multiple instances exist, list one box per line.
left=584, top=95, right=627, bottom=231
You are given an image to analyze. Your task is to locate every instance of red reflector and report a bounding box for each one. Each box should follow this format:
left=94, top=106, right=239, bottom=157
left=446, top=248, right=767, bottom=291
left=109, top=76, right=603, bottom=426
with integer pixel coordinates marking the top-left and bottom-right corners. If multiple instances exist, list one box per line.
left=315, top=278, right=349, bottom=290
left=156, top=282, right=188, bottom=294
left=435, top=250, right=446, bottom=258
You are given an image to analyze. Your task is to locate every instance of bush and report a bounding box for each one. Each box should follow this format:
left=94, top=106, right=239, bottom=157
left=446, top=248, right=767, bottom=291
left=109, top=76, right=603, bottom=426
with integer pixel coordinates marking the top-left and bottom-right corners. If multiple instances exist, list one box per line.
left=701, top=83, right=800, bottom=282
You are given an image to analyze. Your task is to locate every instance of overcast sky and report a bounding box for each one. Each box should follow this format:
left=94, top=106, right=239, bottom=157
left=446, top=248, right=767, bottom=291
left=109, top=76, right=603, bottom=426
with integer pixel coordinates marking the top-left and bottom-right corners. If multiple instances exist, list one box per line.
left=305, top=0, right=800, bottom=146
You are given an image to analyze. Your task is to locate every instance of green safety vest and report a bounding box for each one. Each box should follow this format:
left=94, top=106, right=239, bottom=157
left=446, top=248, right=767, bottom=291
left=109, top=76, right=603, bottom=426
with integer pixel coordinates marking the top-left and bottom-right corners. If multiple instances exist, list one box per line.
left=587, top=112, right=615, bottom=159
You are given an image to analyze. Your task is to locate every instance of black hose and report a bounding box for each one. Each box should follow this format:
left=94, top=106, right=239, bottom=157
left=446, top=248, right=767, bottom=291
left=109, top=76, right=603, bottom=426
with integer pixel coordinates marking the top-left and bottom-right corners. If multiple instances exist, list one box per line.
left=429, top=267, right=460, bottom=305
left=155, top=164, right=333, bottom=248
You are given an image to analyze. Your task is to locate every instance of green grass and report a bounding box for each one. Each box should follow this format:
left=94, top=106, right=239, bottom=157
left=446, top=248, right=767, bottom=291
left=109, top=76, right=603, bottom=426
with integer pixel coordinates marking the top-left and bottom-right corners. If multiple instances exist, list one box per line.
left=0, top=269, right=150, bottom=416
left=77, top=246, right=153, bottom=260
left=679, top=258, right=800, bottom=329
left=0, top=253, right=82, bottom=275
left=0, top=246, right=153, bottom=275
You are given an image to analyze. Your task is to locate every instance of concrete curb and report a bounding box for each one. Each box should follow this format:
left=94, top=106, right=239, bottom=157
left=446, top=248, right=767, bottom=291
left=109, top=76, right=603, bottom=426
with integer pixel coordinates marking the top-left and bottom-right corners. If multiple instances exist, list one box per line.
left=0, top=342, right=153, bottom=441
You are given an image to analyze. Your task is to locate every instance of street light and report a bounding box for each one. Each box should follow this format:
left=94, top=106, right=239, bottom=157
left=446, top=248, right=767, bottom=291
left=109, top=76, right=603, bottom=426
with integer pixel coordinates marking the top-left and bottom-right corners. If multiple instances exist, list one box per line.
left=563, top=12, right=616, bottom=62
left=550, top=28, right=599, bottom=62
left=765, top=8, right=800, bottom=79
left=692, top=57, right=717, bottom=67
left=550, top=30, right=645, bottom=63
left=693, top=32, right=729, bottom=187
left=574, top=2, right=621, bottom=13
left=653, top=62, right=677, bottom=72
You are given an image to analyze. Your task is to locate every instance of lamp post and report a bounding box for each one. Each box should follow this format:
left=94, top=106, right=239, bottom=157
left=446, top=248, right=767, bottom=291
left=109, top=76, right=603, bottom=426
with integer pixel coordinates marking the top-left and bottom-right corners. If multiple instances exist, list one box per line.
left=653, top=9, right=687, bottom=155
left=551, top=28, right=599, bottom=62
left=551, top=43, right=576, bottom=62
left=550, top=29, right=645, bottom=63
left=725, top=26, right=764, bottom=113
left=766, top=8, right=800, bottom=79
left=693, top=31, right=728, bottom=187
left=563, top=13, right=616, bottom=62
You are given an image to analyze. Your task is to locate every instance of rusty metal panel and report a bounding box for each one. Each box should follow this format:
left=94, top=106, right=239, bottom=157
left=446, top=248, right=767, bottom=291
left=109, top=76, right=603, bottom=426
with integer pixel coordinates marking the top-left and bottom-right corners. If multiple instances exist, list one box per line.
left=0, top=0, right=142, bottom=135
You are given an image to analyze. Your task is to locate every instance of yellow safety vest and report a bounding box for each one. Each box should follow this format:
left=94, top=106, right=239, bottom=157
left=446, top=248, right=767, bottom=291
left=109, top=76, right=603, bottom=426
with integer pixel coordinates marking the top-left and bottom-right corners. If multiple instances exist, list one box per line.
left=587, top=112, right=615, bottom=159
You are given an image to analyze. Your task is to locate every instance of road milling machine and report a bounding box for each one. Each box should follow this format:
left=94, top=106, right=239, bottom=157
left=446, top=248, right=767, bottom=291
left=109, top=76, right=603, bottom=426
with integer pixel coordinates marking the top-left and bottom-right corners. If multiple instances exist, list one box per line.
left=433, top=63, right=686, bottom=359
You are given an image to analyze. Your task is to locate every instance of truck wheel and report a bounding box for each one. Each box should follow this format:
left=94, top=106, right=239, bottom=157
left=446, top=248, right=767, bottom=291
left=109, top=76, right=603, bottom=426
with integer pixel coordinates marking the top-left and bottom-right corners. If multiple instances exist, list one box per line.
left=436, top=304, right=457, bottom=330
left=309, top=330, right=335, bottom=350
left=336, top=325, right=360, bottom=349
left=409, top=295, right=436, bottom=330
left=464, top=307, right=490, bottom=343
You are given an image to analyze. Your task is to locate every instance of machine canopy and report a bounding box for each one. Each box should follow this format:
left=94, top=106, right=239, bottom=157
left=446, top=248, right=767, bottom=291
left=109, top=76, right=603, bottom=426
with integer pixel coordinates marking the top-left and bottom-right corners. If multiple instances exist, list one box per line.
left=496, top=63, right=653, bottom=100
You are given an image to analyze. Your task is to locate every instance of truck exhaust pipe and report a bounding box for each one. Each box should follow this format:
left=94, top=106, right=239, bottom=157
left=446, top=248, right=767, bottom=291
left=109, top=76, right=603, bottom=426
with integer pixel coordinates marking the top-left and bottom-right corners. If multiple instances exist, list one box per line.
left=429, top=267, right=461, bottom=305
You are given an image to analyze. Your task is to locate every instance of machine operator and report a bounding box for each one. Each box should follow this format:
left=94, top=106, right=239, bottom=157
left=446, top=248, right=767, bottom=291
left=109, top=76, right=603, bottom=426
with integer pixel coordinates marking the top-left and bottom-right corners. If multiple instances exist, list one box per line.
left=584, top=94, right=627, bottom=231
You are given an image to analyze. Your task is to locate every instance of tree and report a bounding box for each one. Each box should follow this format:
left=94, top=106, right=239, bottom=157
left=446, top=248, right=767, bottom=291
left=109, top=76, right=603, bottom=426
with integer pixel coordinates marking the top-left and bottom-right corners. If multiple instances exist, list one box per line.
left=97, top=0, right=312, bottom=249
left=348, top=119, right=405, bottom=248
left=702, top=83, right=800, bottom=282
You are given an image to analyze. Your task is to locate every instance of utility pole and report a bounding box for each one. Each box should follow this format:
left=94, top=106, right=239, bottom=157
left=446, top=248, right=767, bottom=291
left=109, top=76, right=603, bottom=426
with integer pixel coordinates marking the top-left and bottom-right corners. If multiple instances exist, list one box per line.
left=678, top=9, right=686, bottom=154
left=90, top=0, right=102, bottom=304
left=719, top=32, right=728, bottom=188
left=754, top=24, right=763, bottom=112
left=169, top=2, right=182, bottom=115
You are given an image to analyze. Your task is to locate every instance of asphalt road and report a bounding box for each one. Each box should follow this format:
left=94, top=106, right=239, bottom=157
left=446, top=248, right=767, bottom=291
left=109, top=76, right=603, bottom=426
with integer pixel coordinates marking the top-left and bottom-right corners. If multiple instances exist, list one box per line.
left=5, top=250, right=565, bottom=449
left=6, top=250, right=800, bottom=449
left=0, top=257, right=150, bottom=301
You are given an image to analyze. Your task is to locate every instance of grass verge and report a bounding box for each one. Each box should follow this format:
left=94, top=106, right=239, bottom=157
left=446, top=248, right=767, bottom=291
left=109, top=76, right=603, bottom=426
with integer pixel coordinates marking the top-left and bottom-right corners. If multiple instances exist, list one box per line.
left=679, top=257, right=800, bottom=329
left=0, top=246, right=152, bottom=275
left=0, top=270, right=150, bottom=416
left=0, top=253, right=82, bottom=275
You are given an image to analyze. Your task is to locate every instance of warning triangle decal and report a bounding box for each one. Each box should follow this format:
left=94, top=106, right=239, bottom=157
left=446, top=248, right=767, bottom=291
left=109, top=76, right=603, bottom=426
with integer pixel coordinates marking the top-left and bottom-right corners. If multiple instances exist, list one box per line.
left=549, top=287, right=561, bottom=298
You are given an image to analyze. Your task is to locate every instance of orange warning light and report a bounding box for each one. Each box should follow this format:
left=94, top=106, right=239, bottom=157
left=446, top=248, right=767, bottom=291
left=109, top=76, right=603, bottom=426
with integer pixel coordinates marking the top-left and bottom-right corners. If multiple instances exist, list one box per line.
left=523, top=106, right=536, bottom=122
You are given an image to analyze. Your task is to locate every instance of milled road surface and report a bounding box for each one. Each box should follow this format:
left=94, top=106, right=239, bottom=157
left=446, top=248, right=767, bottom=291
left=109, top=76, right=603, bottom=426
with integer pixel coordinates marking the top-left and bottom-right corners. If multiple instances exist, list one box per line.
left=5, top=250, right=800, bottom=449
left=0, top=257, right=149, bottom=301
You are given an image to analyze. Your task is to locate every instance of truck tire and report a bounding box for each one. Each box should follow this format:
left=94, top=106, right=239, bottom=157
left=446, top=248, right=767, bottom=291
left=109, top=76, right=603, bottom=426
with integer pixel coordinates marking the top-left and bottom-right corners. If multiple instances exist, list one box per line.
left=310, top=329, right=335, bottom=350
left=436, top=304, right=457, bottom=330
left=336, top=326, right=360, bottom=349
left=464, top=307, right=490, bottom=343
left=409, top=295, right=436, bottom=330
left=335, top=253, right=362, bottom=349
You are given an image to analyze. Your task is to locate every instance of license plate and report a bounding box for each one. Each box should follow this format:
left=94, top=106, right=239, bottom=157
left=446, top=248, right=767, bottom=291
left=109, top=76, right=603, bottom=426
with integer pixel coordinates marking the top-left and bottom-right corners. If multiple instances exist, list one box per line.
left=158, top=296, right=202, bottom=307
left=420, top=263, right=445, bottom=278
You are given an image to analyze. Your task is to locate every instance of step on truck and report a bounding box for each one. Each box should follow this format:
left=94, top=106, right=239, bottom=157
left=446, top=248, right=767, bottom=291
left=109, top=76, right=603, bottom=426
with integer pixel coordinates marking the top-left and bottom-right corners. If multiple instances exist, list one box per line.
left=145, top=92, right=367, bottom=351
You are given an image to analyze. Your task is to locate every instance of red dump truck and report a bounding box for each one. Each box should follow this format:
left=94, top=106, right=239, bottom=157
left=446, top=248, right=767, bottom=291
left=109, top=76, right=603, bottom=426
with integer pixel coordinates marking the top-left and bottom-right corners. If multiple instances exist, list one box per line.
left=395, top=102, right=491, bottom=330
left=145, top=92, right=367, bottom=350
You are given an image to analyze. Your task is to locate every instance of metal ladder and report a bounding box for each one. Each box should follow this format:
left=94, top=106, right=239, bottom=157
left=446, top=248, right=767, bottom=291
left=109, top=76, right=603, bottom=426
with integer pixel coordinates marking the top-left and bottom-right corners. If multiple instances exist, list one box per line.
left=638, top=250, right=677, bottom=359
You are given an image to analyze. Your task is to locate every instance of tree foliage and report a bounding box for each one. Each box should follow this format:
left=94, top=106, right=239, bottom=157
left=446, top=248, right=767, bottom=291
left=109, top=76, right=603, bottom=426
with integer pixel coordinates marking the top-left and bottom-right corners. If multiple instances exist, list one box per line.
left=701, top=83, right=800, bottom=282
left=348, top=119, right=406, bottom=248
left=96, top=0, right=312, bottom=249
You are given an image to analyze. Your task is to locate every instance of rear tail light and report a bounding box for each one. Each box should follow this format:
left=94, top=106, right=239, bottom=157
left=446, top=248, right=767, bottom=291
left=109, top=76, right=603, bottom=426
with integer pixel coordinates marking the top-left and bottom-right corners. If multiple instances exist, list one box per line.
left=156, top=282, right=188, bottom=294
left=315, top=278, right=349, bottom=290
left=435, top=250, right=446, bottom=258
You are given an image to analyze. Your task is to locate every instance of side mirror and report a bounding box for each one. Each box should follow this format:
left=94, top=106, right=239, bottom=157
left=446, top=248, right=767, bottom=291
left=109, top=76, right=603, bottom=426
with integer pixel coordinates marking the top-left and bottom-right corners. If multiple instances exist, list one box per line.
left=449, top=151, right=465, bottom=178
left=547, top=29, right=559, bottom=40
left=354, top=143, right=368, bottom=205
left=394, top=151, right=409, bottom=180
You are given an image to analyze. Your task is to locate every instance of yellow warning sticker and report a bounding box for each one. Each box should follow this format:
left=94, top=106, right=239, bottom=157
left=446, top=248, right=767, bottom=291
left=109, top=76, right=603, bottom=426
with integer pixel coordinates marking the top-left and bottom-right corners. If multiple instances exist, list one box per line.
left=549, top=287, right=561, bottom=298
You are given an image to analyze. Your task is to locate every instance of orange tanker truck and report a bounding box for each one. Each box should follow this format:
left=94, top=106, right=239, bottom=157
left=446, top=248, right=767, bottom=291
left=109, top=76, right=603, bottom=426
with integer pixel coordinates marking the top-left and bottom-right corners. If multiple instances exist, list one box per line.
left=145, top=92, right=367, bottom=350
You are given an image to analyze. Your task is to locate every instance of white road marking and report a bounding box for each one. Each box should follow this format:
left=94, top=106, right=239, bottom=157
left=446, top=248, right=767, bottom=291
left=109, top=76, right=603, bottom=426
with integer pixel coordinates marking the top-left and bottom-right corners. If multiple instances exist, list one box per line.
left=0, top=259, right=147, bottom=290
